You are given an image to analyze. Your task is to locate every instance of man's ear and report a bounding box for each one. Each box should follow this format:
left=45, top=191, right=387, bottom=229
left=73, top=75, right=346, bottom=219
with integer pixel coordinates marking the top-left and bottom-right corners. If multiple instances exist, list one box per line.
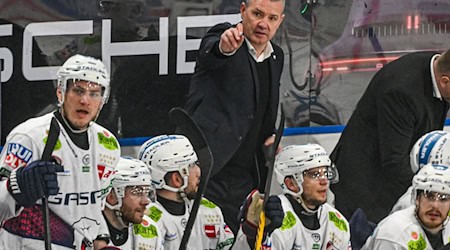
left=56, top=87, right=63, bottom=103
left=106, top=190, right=118, bottom=205
left=284, top=176, right=298, bottom=191
left=169, top=172, right=183, bottom=188
left=240, top=1, right=246, bottom=18
left=440, top=75, right=450, bottom=88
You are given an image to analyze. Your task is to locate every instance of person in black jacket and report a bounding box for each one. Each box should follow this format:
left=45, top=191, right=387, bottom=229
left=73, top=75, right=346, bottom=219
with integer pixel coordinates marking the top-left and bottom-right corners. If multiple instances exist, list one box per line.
left=330, top=50, right=450, bottom=223
left=185, top=0, right=285, bottom=233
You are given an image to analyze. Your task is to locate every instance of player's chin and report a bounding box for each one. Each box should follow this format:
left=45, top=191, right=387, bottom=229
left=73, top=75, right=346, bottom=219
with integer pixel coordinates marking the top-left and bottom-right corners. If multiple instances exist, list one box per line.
left=131, top=215, right=144, bottom=224
left=187, top=191, right=197, bottom=200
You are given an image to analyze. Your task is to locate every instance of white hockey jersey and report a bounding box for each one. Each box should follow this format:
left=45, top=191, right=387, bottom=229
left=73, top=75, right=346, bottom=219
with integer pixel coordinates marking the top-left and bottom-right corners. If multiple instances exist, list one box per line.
left=234, top=194, right=351, bottom=250
left=362, top=206, right=450, bottom=250
left=390, top=186, right=413, bottom=214
left=107, top=215, right=164, bottom=250
left=0, top=112, right=120, bottom=249
left=146, top=197, right=234, bottom=250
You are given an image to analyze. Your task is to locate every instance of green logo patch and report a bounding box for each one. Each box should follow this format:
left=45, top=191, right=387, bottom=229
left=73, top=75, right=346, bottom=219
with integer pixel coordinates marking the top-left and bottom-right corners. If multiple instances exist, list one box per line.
left=200, top=198, right=217, bottom=209
left=216, top=238, right=234, bottom=250
left=329, top=212, right=348, bottom=232
left=43, top=137, right=62, bottom=151
left=280, top=211, right=296, bottom=231
left=408, top=233, right=426, bottom=250
left=148, top=206, right=163, bottom=222
left=133, top=223, right=158, bottom=239
left=98, top=133, right=118, bottom=150
left=313, top=243, right=320, bottom=250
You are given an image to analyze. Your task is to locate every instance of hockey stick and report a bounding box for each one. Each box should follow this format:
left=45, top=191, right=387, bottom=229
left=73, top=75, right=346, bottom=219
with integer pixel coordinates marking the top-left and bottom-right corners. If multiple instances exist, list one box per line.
left=169, top=108, right=213, bottom=250
left=255, top=105, right=285, bottom=250
left=41, top=116, right=61, bottom=250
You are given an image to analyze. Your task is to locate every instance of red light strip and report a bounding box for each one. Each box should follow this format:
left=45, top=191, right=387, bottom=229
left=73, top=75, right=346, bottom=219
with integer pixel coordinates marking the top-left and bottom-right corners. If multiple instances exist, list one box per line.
left=407, top=15, right=412, bottom=30
left=415, top=15, right=419, bottom=29
left=320, top=56, right=399, bottom=66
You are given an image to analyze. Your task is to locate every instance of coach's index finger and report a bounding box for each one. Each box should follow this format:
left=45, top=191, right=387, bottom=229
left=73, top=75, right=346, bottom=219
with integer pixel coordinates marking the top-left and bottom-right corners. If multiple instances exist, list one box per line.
left=235, top=23, right=244, bottom=41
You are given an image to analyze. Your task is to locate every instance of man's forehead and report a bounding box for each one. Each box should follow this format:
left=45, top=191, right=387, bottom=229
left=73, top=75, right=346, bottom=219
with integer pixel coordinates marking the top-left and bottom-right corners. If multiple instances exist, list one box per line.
left=248, top=0, right=284, bottom=14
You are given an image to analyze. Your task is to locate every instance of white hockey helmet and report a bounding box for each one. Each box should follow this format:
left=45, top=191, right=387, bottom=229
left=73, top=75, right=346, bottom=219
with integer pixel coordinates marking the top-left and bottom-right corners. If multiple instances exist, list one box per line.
left=274, top=143, right=335, bottom=198
left=57, top=54, right=110, bottom=106
left=412, top=164, right=450, bottom=202
left=410, top=130, right=450, bottom=174
left=106, top=157, right=154, bottom=210
left=138, top=134, right=198, bottom=193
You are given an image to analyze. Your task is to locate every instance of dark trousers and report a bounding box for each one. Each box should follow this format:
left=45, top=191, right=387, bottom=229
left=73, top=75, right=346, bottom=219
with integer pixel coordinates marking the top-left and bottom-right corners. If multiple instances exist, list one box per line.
left=204, top=166, right=255, bottom=235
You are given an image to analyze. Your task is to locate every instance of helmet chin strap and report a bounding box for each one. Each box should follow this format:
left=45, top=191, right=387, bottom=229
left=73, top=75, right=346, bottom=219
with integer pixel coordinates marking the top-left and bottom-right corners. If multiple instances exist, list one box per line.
left=113, top=209, right=130, bottom=229
left=295, top=195, right=319, bottom=215
left=179, top=190, right=191, bottom=207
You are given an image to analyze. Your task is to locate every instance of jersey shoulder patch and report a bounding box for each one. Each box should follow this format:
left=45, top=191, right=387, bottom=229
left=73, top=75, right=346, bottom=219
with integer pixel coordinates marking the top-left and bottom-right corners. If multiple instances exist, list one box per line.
left=200, top=197, right=217, bottom=209
left=147, top=205, right=163, bottom=222
left=133, top=219, right=159, bottom=239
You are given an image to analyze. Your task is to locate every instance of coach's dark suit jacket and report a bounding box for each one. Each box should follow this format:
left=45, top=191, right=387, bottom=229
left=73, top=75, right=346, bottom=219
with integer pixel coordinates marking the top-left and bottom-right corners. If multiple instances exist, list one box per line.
left=330, top=51, right=449, bottom=223
left=185, top=22, right=284, bottom=182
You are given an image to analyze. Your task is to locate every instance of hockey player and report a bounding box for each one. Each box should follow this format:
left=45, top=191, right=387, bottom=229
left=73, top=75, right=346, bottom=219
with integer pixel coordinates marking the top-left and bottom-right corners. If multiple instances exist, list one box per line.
left=363, top=164, right=450, bottom=249
left=103, top=157, right=163, bottom=249
left=138, top=134, right=234, bottom=249
left=235, top=143, right=351, bottom=249
left=391, top=130, right=450, bottom=213
left=0, top=54, right=120, bottom=249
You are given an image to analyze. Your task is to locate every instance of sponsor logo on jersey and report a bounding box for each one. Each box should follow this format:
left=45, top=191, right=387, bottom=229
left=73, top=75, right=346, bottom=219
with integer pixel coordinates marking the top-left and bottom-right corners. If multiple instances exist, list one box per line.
left=181, top=218, right=187, bottom=228
left=280, top=211, right=296, bottom=231
left=200, top=198, right=217, bottom=209
left=329, top=212, right=348, bottom=232
left=313, top=243, right=321, bottom=250
left=204, top=225, right=217, bottom=238
left=48, top=189, right=102, bottom=206
left=165, top=232, right=177, bottom=241
left=148, top=206, right=162, bottom=222
left=97, top=165, right=113, bottom=180
left=217, top=238, right=234, bottom=250
left=312, top=233, right=321, bottom=242
left=82, top=154, right=90, bottom=165
left=408, top=233, right=426, bottom=250
left=326, top=241, right=338, bottom=250
left=82, top=166, right=90, bottom=172
left=224, top=225, right=232, bottom=235
left=43, top=134, right=62, bottom=151
left=5, top=143, right=33, bottom=169
left=134, top=223, right=158, bottom=239
left=97, top=132, right=118, bottom=150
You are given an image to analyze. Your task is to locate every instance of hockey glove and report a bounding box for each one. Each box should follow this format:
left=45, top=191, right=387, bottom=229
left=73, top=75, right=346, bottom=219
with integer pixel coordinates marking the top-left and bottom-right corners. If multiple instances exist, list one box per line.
left=240, top=190, right=284, bottom=247
left=264, top=195, right=284, bottom=234
left=8, top=160, right=64, bottom=207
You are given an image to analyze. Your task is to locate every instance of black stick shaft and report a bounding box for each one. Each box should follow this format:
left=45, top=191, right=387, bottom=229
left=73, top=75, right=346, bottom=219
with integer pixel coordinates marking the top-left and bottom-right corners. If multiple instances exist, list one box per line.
left=41, top=116, right=60, bottom=250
